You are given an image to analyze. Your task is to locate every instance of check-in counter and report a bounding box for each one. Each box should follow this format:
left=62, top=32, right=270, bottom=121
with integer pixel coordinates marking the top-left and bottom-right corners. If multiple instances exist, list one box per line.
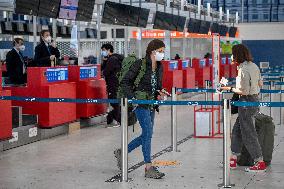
left=4, top=67, right=76, bottom=128
left=192, top=58, right=210, bottom=88
left=178, top=59, right=195, bottom=89
left=68, top=65, right=107, bottom=119
left=161, top=60, right=183, bottom=93
left=0, top=70, right=12, bottom=140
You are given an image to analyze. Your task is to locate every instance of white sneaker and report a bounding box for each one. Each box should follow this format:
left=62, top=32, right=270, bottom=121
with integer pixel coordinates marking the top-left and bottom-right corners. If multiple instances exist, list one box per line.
left=107, top=120, right=120, bottom=128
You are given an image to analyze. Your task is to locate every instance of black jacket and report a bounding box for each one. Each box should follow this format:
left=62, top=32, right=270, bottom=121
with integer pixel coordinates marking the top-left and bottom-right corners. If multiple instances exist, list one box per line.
left=103, top=54, right=123, bottom=94
left=121, top=55, right=163, bottom=100
left=6, top=48, right=27, bottom=84
left=34, top=41, right=60, bottom=67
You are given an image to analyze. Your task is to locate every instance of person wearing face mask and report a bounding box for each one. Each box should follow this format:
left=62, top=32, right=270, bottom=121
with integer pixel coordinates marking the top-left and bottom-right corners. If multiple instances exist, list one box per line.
left=34, top=30, right=60, bottom=67
left=100, top=43, right=123, bottom=126
left=6, top=38, right=27, bottom=85
left=114, top=39, right=166, bottom=179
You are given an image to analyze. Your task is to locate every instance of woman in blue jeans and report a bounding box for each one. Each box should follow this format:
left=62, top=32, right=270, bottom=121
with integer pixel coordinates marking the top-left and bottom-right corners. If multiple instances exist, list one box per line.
left=114, top=39, right=166, bottom=179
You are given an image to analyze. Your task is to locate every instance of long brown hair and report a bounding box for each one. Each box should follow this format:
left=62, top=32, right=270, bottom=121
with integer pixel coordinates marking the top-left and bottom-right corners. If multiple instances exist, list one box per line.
left=232, top=44, right=253, bottom=64
left=146, top=39, right=165, bottom=56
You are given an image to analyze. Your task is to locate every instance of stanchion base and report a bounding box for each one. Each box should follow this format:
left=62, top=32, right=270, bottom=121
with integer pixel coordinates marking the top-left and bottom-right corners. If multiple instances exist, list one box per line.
left=171, top=149, right=181, bottom=153
left=218, top=183, right=235, bottom=188
left=117, top=178, right=133, bottom=183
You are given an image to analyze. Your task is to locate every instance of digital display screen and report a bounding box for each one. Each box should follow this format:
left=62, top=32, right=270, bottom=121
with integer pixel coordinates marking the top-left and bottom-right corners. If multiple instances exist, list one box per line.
left=38, top=0, right=61, bottom=18
left=229, top=27, right=237, bottom=37
left=199, top=59, right=206, bottom=67
left=59, top=0, right=78, bottom=20
left=172, top=14, right=186, bottom=32
left=153, top=11, right=172, bottom=31
left=199, top=20, right=211, bottom=34
left=169, top=61, right=178, bottom=70
left=182, top=60, right=189, bottom=68
left=187, top=18, right=201, bottom=33
left=222, top=58, right=227, bottom=64
left=80, top=66, right=98, bottom=79
left=102, top=1, right=150, bottom=28
left=46, top=68, right=68, bottom=82
left=210, top=22, right=219, bottom=33
left=15, top=0, right=39, bottom=16
left=76, top=0, right=95, bottom=22
left=209, top=59, right=213, bottom=65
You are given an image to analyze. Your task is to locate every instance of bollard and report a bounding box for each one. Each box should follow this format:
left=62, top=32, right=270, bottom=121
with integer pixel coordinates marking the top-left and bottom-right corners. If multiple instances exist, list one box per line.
left=121, top=98, right=128, bottom=182
left=218, top=99, right=233, bottom=188
left=171, top=87, right=178, bottom=152
left=280, top=77, right=284, bottom=125
left=269, top=81, right=275, bottom=117
left=205, top=80, right=210, bottom=108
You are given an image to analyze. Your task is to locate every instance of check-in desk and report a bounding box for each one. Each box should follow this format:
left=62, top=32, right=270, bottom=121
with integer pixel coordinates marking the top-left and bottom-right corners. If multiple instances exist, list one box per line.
left=68, top=65, right=107, bottom=119
left=0, top=70, right=12, bottom=140
left=178, top=59, right=195, bottom=89
left=161, top=60, right=183, bottom=93
left=4, top=67, right=76, bottom=128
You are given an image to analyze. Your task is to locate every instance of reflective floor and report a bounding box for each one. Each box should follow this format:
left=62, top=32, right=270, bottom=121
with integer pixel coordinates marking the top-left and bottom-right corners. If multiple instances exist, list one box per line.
left=0, top=94, right=283, bottom=189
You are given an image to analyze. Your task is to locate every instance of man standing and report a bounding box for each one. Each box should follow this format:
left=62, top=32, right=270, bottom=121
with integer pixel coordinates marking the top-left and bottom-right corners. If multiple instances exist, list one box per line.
left=101, top=44, right=123, bottom=126
left=34, top=30, right=60, bottom=67
left=6, top=38, right=27, bottom=85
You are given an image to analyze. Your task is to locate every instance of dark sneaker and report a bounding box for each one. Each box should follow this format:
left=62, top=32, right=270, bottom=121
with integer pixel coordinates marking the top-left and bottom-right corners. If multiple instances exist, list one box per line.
left=114, top=149, right=122, bottom=171
left=145, top=166, right=165, bottom=179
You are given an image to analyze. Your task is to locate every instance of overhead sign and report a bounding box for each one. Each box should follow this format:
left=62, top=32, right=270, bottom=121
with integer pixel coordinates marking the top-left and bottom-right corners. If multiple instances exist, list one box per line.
left=132, top=30, right=211, bottom=39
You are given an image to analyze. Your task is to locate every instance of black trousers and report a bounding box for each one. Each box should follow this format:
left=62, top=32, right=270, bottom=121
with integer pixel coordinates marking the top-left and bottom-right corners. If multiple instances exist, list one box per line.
left=107, top=90, right=120, bottom=124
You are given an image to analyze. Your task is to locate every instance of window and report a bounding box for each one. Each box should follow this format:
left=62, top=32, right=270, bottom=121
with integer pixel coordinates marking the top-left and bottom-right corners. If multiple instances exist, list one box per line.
left=273, top=14, right=278, bottom=20
left=252, top=14, right=259, bottom=19
left=263, top=14, right=269, bottom=19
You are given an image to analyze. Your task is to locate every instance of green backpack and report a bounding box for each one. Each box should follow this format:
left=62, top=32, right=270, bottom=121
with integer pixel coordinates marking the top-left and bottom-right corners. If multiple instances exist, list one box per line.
left=117, top=54, right=146, bottom=127
left=117, top=54, right=146, bottom=99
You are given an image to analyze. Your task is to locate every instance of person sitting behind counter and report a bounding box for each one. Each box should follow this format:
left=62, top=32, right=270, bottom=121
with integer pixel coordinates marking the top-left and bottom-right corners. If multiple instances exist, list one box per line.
left=6, top=38, right=27, bottom=85
left=34, top=30, right=60, bottom=67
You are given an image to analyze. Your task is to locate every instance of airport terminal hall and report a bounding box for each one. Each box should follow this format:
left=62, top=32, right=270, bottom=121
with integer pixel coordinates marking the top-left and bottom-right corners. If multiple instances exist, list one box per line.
left=1, top=0, right=284, bottom=188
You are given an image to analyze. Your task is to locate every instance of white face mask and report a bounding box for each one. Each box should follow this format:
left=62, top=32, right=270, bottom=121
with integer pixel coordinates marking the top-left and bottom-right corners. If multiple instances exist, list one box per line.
left=44, top=36, right=52, bottom=43
left=155, top=52, right=164, bottom=61
left=19, top=45, right=25, bottom=51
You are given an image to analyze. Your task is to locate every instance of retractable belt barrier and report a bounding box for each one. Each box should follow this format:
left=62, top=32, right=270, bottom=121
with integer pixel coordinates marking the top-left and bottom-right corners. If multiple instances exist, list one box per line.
left=177, top=88, right=284, bottom=94
left=0, top=92, right=283, bottom=185
left=0, top=95, right=283, bottom=107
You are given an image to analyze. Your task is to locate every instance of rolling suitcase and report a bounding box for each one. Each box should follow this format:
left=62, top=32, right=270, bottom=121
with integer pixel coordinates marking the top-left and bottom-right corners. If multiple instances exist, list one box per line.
left=237, top=113, right=275, bottom=166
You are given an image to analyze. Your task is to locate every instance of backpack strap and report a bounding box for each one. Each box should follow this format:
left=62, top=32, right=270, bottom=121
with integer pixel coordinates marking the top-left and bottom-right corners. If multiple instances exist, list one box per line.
left=134, top=58, right=146, bottom=88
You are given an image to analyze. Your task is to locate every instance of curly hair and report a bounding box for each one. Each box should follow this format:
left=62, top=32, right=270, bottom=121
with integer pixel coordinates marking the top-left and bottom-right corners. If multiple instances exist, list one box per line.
left=232, top=44, right=253, bottom=64
left=146, top=39, right=165, bottom=56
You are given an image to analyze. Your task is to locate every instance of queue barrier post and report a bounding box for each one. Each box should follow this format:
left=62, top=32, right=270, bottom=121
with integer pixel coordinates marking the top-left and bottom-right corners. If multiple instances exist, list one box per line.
left=121, top=98, right=129, bottom=182
left=171, top=87, right=178, bottom=152
left=218, top=99, right=233, bottom=188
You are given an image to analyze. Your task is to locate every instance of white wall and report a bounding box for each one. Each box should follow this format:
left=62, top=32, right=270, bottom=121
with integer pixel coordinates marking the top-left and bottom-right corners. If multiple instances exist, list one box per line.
left=237, top=22, right=284, bottom=40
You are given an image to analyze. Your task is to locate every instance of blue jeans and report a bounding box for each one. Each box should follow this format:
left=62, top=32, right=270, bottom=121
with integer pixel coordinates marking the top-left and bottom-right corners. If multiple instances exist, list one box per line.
left=128, top=107, right=155, bottom=163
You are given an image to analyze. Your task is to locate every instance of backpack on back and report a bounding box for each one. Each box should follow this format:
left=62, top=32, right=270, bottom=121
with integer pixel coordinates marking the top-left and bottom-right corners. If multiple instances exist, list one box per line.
left=116, top=54, right=146, bottom=126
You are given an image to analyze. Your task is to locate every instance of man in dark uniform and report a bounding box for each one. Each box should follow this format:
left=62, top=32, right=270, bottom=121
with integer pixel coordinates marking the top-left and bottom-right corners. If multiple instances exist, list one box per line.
left=6, top=38, right=27, bottom=85
left=34, top=30, right=60, bottom=67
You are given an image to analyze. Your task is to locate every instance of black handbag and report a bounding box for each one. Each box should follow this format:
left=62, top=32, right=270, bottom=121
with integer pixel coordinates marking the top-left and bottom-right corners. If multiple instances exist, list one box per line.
left=231, top=93, right=239, bottom=114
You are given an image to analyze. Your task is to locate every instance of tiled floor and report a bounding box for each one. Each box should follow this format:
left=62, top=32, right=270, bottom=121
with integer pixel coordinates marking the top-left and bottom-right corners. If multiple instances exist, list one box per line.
left=0, top=94, right=283, bottom=189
